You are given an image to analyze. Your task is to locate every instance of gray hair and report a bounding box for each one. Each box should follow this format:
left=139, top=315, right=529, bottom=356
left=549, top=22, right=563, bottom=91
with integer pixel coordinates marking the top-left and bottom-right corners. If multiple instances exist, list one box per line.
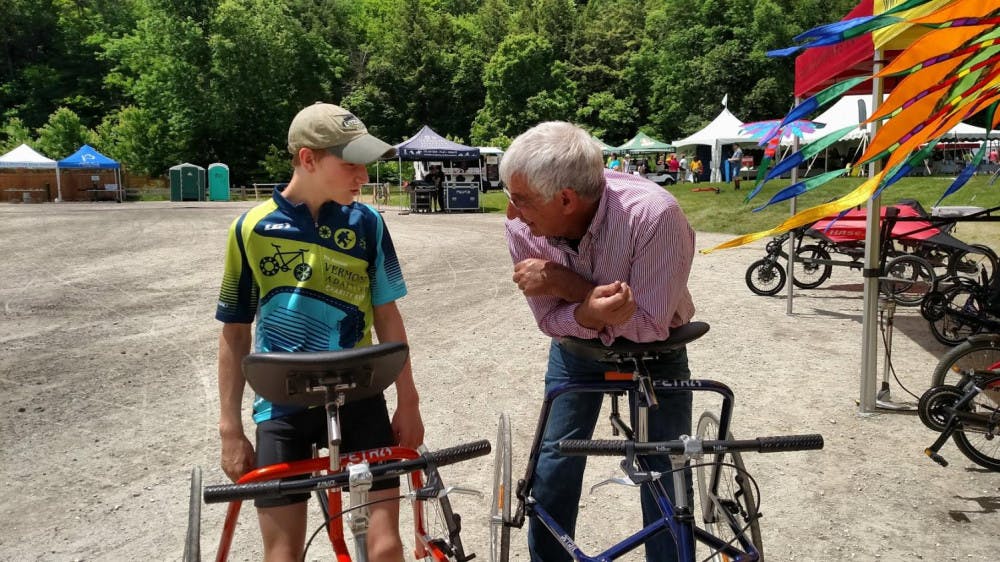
left=499, top=121, right=605, bottom=201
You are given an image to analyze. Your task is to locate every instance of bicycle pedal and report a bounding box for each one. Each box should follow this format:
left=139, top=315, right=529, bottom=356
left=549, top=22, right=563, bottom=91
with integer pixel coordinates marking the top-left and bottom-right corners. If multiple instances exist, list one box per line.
left=925, top=449, right=949, bottom=467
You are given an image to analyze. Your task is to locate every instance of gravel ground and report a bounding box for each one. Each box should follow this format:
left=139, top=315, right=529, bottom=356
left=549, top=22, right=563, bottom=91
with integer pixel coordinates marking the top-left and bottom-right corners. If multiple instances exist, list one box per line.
left=0, top=200, right=996, bottom=561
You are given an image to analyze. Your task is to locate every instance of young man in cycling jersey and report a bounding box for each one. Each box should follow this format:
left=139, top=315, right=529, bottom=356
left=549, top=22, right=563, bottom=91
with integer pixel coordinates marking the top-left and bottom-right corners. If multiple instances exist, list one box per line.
left=215, top=102, right=423, bottom=561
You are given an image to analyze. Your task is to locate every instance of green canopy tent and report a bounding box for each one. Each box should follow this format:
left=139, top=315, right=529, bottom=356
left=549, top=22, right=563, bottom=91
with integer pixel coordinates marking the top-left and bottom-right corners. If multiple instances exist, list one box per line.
left=592, top=137, right=617, bottom=155
left=617, top=131, right=675, bottom=154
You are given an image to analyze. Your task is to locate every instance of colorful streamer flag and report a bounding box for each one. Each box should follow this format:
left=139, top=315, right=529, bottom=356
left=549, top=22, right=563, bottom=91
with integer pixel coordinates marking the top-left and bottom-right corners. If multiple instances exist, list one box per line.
left=703, top=0, right=1000, bottom=254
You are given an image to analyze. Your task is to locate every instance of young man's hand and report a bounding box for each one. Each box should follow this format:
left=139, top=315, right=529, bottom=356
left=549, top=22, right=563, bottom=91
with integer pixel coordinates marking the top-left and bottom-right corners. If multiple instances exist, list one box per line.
left=220, top=432, right=256, bottom=482
left=391, top=403, right=425, bottom=449
left=574, top=281, right=636, bottom=330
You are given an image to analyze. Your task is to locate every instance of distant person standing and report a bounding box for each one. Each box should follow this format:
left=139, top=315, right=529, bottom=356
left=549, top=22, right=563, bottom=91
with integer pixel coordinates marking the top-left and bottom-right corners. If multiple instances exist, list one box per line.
left=666, top=153, right=680, bottom=183
left=607, top=153, right=622, bottom=172
left=689, top=156, right=703, bottom=183
left=728, top=144, right=744, bottom=190
left=679, top=153, right=690, bottom=182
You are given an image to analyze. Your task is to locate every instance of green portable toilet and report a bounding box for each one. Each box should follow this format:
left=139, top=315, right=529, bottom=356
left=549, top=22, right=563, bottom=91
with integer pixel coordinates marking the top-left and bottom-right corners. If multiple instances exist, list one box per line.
left=208, top=163, right=230, bottom=201
left=169, top=162, right=206, bottom=201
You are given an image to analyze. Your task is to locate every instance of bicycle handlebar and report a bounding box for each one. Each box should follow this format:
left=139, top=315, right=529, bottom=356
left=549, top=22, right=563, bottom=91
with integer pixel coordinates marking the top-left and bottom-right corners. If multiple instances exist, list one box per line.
left=203, top=439, right=491, bottom=504
left=557, top=434, right=824, bottom=456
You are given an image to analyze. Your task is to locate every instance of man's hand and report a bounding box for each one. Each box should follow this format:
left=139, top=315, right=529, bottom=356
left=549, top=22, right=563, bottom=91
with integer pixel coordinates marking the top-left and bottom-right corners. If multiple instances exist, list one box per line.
left=574, top=281, right=636, bottom=330
left=513, top=258, right=591, bottom=301
left=220, top=432, right=256, bottom=482
left=391, top=403, right=425, bottom=449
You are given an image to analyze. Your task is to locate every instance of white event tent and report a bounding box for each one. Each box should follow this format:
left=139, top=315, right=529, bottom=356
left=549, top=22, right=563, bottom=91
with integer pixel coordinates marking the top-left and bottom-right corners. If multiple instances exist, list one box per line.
left=673, top=107, right=754, bottom=182
left=0, top=144, right=58, bottom=169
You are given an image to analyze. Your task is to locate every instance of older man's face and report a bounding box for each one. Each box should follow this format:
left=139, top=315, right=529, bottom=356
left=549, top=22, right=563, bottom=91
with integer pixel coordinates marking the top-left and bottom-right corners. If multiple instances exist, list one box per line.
left=504, top=175, right=569, bottom=237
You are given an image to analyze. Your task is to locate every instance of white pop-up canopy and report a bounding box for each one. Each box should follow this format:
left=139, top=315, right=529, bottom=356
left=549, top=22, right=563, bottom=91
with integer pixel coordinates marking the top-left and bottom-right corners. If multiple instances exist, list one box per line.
left=673, top=107, right=755, bottom=181
left=0, top=144, right=58, bottom=168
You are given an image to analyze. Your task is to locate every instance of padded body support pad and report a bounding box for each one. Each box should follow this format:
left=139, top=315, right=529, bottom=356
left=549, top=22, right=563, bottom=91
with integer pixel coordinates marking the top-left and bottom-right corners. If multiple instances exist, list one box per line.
left=242, top=342, right=409, bottom=407
left=559, top=321, right=710, bottom=362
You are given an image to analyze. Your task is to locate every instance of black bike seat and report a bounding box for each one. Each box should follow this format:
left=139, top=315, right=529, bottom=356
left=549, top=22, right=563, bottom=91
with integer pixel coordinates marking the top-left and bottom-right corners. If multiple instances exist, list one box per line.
left=559, top=321, right=710, bottom=361
left=242, top=342, right=408, bottom=407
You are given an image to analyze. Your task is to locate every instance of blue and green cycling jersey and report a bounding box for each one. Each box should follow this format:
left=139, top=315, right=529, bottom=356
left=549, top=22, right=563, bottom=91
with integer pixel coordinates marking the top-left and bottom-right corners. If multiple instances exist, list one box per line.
left=216, top=187, right=407, bottom=422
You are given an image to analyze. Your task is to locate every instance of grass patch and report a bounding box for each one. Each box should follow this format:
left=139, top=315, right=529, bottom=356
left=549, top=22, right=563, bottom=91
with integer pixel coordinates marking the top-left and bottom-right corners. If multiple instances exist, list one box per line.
left=669, top=175, right=1000, bottom=236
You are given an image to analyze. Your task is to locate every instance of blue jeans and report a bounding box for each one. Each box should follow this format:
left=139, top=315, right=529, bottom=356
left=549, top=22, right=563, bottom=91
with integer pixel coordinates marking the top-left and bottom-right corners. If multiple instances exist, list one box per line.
left=528, top=339, right=693, bottom=562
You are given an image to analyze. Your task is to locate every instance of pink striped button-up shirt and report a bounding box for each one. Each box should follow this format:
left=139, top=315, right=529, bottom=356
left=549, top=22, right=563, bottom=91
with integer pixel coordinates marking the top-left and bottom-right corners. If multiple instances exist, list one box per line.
left=505, top=170, right=696, bottom=344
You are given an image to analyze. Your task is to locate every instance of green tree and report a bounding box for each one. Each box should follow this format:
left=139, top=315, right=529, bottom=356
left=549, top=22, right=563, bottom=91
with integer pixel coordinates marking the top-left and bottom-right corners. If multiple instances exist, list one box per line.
left=472, top=33, right=577, bottom=142
left=103, top=4, right=212, bottom=174
left=36, top=107, right=94, bottom=159
left=206, top=0, right=348, bottom=181
left=94, top=106, right=161, bottom=175
left=1, top=116, right=34, bottom=153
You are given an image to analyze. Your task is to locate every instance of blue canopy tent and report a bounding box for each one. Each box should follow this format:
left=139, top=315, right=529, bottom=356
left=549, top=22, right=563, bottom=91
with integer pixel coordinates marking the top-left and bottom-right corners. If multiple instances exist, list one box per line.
left=57, top=144, right=122, bottom=202
left=393, top=125, right=480, bottom=161
left=391, top=126, right=482, bottom=212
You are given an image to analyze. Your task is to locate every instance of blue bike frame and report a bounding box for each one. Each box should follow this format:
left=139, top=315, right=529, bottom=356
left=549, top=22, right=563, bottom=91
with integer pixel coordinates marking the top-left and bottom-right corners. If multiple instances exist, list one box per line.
left=515, top=377, right=760, bottom=562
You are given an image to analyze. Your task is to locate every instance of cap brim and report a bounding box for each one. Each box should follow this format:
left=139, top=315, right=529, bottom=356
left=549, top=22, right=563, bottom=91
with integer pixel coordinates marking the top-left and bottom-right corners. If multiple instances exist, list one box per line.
left=328, top=134, right=396, bottom=164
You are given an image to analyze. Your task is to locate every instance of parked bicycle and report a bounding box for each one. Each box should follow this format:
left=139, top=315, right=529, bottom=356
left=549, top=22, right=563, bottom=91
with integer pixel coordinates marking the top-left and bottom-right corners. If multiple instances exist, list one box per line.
left=921, top=256, right=1000, bottom=346
left=489, top=322, right=824, bottom=562
left=918, top=334, right=1000, bottom=471
left=184, top=343, right=489, bottom=562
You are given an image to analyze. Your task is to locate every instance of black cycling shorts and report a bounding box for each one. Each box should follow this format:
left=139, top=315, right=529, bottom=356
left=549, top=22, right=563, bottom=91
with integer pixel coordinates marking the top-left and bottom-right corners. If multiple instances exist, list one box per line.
left=254, top=394, right=398, bottom=508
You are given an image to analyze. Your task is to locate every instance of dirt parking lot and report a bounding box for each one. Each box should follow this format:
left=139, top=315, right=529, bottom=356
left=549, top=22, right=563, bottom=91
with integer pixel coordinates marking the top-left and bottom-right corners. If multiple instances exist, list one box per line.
left=0, top=200, right=996, bottom=561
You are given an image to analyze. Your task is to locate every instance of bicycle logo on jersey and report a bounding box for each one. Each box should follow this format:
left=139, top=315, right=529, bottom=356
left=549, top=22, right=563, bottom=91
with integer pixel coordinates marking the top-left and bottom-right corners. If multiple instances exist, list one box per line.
left=259, top=243, right=313, bottom=281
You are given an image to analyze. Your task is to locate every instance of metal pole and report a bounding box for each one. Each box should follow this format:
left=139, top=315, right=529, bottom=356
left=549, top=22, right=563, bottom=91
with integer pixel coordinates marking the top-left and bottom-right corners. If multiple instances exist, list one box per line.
left=786, top=97, right=801, bottom=315
left=859, top=51, right=884, bottom=414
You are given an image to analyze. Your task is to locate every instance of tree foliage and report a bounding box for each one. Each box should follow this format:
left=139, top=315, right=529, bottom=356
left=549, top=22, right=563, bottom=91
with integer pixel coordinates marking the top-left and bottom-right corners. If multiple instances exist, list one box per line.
left=0, top=0, right=862, bottom=183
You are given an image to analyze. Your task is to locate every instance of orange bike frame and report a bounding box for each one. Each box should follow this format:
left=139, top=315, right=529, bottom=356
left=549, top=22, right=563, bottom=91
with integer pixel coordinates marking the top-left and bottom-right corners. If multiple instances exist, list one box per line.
left=213, top=445, right=448, bottom=561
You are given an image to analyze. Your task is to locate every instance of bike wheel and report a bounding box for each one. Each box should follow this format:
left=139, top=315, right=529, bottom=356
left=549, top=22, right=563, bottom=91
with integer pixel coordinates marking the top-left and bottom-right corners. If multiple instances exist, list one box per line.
left=951, top=376, right=1000, bottom=472
left=745, top=259, right=786, bottom=296
left=182, top=467, right=202, bottom=562
left=880, top=254, right=937, bottom=306
left=490, top=413, right=511, bottom=562
left=947, top=244, right=998, bottom=286
left=791, top=244, right=832, bottom=289
left=928, top=286, right=986, bottom=347
left=414, top=464, right=468, bottom=561
left=931, top=335, right=1000, bottom=387
left=695, top=412, right=762, bottom=561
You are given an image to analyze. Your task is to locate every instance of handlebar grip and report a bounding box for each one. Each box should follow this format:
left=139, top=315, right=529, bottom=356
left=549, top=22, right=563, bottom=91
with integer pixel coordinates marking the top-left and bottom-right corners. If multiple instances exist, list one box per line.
left=558, top=439, right=628, bottom=456
left=756, top=434, right=824, bottom=452
left=424, top=439, right=492, bottom=467
left=203, top=479, right=283, bottom=504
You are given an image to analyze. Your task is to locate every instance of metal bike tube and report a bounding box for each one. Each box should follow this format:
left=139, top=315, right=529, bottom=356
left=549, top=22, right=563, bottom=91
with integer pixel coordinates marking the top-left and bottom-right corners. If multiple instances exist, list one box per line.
left=517, top=378, right=738, bottom=561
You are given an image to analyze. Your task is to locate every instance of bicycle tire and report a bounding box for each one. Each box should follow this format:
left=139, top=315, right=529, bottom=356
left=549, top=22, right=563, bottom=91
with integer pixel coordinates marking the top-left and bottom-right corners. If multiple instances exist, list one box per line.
left=951, top=375, right=1000, bottom=472
left=880, top=254, right=937, bottom=306
left=931, top=335, right=1000, bottom=387
left=745, top=259, right=786, bottom=296
left=182, top=466, right=202, bottom=562
left=694, top=412, right=763, bottom=561
left=946, top=244, right=998, bottom=286
left=928, top=285, right=986, bottom=347
left=490, top=413, right=511, bottom=562
left=791, top=244, right=832, bottom=289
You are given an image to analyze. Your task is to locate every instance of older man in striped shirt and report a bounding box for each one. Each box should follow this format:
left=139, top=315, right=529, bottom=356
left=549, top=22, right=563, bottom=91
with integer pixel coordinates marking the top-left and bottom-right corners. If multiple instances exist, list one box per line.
left=501, top=121, right=696, bottom=562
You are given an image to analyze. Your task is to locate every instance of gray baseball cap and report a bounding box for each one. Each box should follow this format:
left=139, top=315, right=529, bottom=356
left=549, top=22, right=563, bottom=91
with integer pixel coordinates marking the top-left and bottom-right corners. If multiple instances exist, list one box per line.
left=287, top=102, right=396, bottom=163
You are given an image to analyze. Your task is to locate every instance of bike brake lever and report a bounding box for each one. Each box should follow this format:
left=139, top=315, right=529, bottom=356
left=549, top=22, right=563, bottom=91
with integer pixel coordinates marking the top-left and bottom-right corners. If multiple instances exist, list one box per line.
left=590, top=474, right=640, bottom=493
left=412, top=485, right=484, bottom=500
